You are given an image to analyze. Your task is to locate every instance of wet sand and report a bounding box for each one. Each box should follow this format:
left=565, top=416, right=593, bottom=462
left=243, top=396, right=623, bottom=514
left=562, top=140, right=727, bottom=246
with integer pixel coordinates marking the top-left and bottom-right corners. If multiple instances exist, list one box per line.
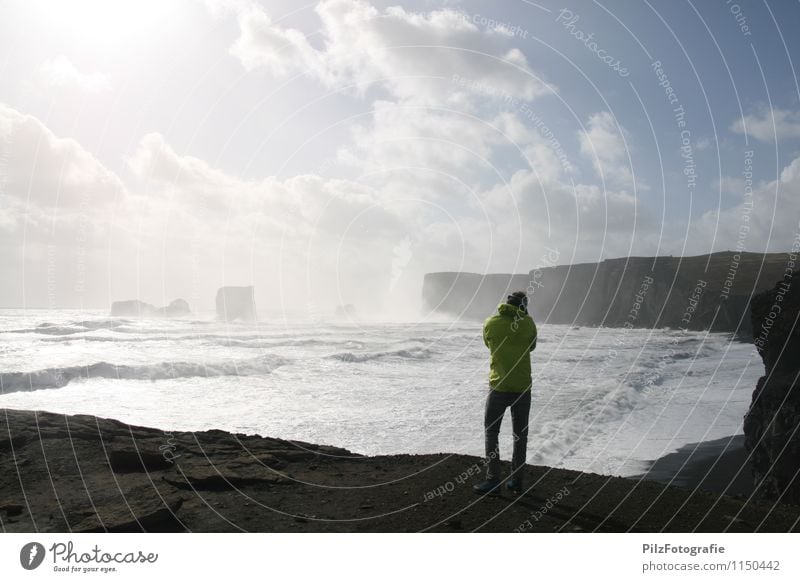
left=635, top=435, right=756, bottom=498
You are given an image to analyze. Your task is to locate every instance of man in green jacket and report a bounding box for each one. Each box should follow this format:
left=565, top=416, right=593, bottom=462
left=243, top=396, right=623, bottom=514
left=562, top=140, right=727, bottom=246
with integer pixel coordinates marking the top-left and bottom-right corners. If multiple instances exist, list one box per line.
left=473, top=291, right=538, bottom=495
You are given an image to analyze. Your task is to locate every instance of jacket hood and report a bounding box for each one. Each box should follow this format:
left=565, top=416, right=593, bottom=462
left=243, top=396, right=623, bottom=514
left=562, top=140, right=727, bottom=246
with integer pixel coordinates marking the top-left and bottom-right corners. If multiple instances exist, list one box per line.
left=497, top=303, right=528, bottom=318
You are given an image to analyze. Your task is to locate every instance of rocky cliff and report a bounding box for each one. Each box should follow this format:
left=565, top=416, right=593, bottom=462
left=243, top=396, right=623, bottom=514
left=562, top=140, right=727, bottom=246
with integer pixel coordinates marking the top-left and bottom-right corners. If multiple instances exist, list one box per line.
left=1, top=408, right=798, bottom=532
left=423, top=252, right=791, bottom=333
left=744, top=270, right=800, bottom=504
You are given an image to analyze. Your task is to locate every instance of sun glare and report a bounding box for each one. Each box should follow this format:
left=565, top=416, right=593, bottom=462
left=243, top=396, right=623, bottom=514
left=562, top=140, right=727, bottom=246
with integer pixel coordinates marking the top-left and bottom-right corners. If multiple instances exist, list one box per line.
left=39, top=0, right=177, bottom=45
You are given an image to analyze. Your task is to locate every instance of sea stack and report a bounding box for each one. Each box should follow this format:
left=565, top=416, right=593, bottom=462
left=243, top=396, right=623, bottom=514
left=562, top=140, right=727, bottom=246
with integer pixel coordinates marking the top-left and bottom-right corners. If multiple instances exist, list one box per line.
left=744, top=270, right=800, bottom=504
left=161, top=298, right=191, bottom=317
left=216, top=286, right=257, bottom=321
left=110, top=298, right=191, bottom=317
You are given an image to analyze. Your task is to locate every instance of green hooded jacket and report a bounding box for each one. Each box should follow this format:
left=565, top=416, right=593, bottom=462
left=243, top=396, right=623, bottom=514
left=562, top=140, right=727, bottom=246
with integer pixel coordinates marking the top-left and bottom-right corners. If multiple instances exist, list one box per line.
left=483, top=303, right=538, bottom=393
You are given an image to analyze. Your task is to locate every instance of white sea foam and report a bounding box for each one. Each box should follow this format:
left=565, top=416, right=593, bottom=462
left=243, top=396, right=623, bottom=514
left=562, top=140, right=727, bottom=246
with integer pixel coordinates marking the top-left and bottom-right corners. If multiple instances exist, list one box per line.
left=0, top=309, right=761, bottom=476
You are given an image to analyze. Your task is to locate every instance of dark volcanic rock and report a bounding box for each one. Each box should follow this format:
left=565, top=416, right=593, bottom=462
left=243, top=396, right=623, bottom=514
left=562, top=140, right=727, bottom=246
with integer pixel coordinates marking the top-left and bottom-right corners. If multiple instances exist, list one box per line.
left=71, top=492, right=186, bottom=533
left=1, top=408, right=798, bottom=532
left=744, top=270, right=800, bottom=503
left=161, top=298, right=191, bottom=317
left=108, top=448, right=177, bottom=473
left=165, top=458, right=288, bottom=491
left=422, top=252, right=792, bottom=333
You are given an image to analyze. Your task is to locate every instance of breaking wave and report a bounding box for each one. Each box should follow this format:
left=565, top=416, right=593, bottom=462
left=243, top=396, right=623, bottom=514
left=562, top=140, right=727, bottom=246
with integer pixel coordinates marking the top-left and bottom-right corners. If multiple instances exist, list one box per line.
left=0, top=354, right=288, bottom=394
left=328, top=347, right=434, bottom=363
left=9, top=319, right=130, bottom=335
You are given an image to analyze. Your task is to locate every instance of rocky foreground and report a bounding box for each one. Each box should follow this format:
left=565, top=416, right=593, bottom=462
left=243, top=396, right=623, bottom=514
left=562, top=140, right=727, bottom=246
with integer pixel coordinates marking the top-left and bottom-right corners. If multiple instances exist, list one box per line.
left=745, top=270, right=800, bottom=503
left=2, top=409, right=798, bottom=532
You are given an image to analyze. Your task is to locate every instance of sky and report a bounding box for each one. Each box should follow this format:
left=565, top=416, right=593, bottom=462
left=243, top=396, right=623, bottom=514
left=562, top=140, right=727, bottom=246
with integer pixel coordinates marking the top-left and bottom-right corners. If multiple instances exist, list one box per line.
left=1, top=0, right=799, bottom=314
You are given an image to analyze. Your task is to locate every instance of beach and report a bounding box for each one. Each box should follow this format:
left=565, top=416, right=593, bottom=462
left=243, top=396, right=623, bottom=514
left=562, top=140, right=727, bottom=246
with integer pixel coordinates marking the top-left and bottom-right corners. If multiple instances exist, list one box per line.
left=2, top=409, right=796, bottom=533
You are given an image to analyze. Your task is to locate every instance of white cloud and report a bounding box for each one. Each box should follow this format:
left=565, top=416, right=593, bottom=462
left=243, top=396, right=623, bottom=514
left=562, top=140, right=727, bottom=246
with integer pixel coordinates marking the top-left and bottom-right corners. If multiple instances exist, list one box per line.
left=125, top=130, right=446, bottom=313
left=730, top=107, right=800, bottom=142
left=210, top=0, right=586, bottom=272
left=0, top=103, right=125, bottom=307
left=230, top=7, right=319, bottom=76
left=227, top=0, right=552, bottom=105
left=11, top=96, right=799, bottom=312
left=202, top=0, right=254, bottom=18
left=579, top=111, right=635, bottom=189
left=476, top=164, right=652, bottom=266
left=35, top=56, right=111, bottom=94
left=695, top=136, right=712, bottom=151
left=337, top=100, right=502, bottom=179
left=0, top=106, right=423, bottom=310
left=127, top=131, right=399, bottom=238
left=212, top=1, right=657, bottom=274
left=0, top=102, right=620, bottom=310
left=492, top=111, right=575, bottom=182
left=689, top=155, right=800, bottom=253
left=0, top=103, right=123, bottom=213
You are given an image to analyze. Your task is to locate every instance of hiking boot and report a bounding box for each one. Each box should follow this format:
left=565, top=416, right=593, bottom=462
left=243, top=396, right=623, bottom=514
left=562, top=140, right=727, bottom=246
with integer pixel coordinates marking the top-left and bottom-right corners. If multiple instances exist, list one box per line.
left=506, top=477, right=523, bottom=494
left=473, top=479, right=501, bottom=495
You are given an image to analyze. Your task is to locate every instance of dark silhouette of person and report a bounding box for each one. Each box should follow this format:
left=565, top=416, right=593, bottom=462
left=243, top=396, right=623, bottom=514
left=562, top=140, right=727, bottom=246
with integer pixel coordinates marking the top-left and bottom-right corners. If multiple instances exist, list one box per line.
left=473, top=290, right=537, bottom=495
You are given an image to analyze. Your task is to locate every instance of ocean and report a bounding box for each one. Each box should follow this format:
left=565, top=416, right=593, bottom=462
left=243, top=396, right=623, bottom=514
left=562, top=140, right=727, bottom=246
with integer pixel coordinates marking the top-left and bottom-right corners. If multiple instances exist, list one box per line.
left=0, top=309, right=761, bottom=477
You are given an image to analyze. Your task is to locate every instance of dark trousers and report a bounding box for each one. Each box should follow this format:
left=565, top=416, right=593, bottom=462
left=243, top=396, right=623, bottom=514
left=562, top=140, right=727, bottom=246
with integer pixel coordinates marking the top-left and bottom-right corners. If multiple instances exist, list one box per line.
left=484, top=389, right=531, bottom=481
